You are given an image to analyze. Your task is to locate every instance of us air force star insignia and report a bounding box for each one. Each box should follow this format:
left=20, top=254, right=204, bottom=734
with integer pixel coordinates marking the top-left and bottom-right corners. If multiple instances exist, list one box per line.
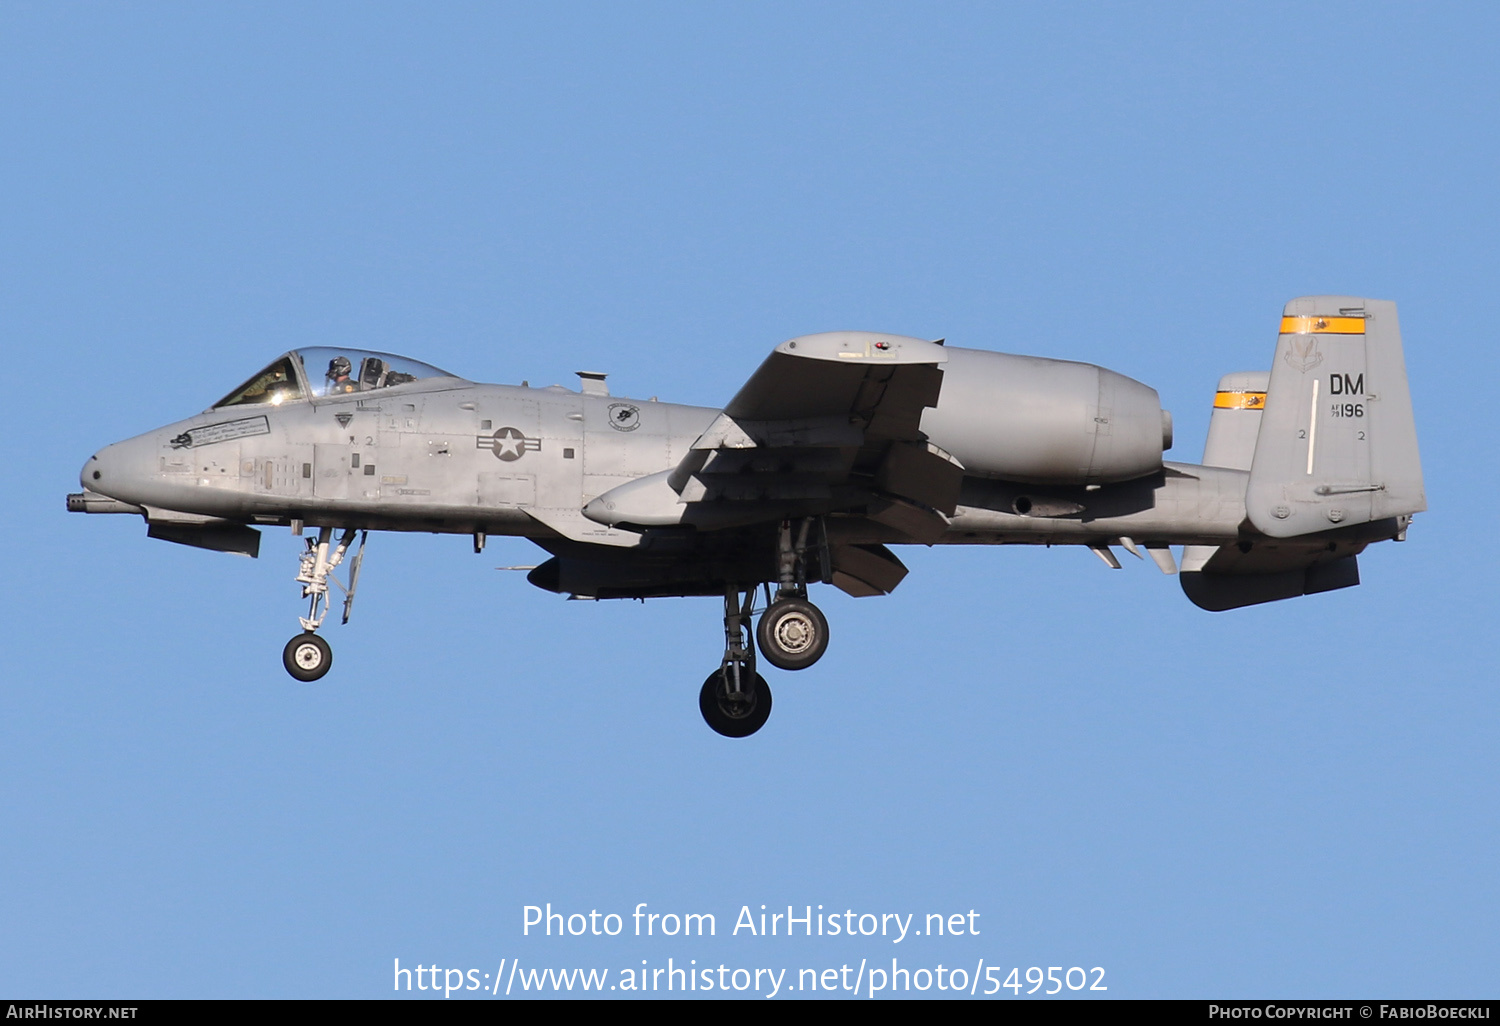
left=607, top=403, right=641, bottom=432
left=475, top=426, right=542, bottom=462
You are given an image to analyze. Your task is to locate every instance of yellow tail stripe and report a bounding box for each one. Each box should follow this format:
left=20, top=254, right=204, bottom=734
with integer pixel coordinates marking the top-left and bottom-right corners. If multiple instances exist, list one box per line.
left=1279, top=315, right=1366, bottom=335
left=1214, top=391, right=1267, bottom=410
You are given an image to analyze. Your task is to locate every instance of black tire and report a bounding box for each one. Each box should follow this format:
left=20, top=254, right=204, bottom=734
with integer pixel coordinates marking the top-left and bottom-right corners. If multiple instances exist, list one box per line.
left=756, top=598, right=829, bottom=671
left=699, top=669, right=772, bottom=738
left=282, top=632, right=333, bottom=682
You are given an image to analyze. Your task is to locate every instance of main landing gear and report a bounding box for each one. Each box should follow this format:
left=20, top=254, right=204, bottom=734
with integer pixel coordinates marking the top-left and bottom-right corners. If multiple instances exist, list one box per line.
left=757, top=517, right=830, bottom=671
left=757, top=596, right=829, bottom=671
left=697, top=520, right=830, bottom=737
left=700, top=586, right=773, bottom=738
left=281, top=526, right=366, bottom=682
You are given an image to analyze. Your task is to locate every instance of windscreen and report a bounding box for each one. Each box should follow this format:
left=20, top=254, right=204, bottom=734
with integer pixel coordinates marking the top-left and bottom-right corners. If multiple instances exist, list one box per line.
left=212, top=356, right=305, bottom=409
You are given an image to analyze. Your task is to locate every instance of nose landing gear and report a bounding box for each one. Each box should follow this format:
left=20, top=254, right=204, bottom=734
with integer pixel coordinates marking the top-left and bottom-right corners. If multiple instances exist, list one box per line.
left=281, top=526, right=365, bottom=682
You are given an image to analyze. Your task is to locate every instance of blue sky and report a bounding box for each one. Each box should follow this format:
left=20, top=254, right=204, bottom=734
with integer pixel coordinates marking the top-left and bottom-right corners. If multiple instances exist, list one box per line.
left=2, top=2, right=1496, bottom=998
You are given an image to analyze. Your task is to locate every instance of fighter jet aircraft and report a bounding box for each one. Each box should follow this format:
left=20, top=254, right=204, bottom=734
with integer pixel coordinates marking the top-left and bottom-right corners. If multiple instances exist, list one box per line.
left=70, top=296, right=1424, bottom=736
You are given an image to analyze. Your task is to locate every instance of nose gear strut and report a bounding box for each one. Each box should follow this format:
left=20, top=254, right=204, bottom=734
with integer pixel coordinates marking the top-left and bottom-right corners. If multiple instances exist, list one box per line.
left=282, top=526, right=366, bottom=682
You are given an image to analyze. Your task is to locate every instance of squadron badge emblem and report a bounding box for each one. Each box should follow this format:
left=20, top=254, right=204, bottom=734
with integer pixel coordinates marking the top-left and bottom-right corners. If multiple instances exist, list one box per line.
left=607, top=403, right=642, bottom=432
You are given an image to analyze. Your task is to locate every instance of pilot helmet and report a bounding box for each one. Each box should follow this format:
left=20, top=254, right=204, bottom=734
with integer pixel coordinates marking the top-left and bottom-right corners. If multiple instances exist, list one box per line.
left=328, top=356, right=352, bottom=379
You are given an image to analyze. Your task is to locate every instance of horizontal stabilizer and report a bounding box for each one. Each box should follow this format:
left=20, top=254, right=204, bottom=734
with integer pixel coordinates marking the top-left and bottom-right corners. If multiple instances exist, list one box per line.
left=1178, top=530, right=1372, bottom=610
left=1181, top=555, right=1358, bottom=611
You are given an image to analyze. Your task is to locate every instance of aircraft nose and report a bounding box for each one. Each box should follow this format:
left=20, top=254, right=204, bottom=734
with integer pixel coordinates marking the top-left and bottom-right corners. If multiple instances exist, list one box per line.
left=81, top=437, right=154, bottom=503
left=80, top=449, right=108, bottom=491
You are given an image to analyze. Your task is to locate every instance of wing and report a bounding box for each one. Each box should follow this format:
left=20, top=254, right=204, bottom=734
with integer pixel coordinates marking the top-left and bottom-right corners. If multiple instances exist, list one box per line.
left=582, top=331, right=961, bottom=593
left=672, top=330, right=959, bottom=519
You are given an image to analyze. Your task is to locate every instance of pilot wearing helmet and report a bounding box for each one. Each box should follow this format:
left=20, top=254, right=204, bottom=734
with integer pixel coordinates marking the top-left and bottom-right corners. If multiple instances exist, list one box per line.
left=326, top=355, right=357, bottom=394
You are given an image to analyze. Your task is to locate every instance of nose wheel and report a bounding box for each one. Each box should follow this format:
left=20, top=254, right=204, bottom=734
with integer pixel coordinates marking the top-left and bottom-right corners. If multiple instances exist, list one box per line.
left=283, top=632, right=332, bottom=681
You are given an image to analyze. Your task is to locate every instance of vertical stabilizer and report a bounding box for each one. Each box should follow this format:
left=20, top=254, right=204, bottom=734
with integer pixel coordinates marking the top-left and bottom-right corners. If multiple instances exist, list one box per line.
left=1203, top=371, right=1269, bottom=471
left=1245, top=297, right=1424, bottom=538
left=1182, top=370, right=1268, bottom=578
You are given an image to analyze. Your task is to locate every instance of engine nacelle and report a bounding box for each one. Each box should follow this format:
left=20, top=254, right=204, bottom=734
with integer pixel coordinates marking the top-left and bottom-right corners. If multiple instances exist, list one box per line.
left=919, top=347, right=1170, bottom=485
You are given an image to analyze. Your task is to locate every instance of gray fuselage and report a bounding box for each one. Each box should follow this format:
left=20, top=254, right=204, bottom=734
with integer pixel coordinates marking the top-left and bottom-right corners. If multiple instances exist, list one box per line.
left=82, top=372, right=1254, bottom=551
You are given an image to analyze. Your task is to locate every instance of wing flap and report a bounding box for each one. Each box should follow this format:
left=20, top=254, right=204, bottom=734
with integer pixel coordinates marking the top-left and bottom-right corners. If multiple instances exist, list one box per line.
left=865, top=496, right=950, bottom=544
left=874, top=441, right=965, bottom=516
left=830, top=543, right=909, bottom=597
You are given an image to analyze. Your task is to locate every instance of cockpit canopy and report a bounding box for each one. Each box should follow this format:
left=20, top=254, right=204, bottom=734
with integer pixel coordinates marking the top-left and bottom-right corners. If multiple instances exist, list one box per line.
left=213, top=348, right=460, bottom=409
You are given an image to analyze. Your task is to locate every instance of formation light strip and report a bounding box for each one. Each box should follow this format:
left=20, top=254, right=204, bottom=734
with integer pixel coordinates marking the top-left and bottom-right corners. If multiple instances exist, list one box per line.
left=1213, top=391, right=1267, bottom=410
left=1279, top=315, right=1366, bottom=335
